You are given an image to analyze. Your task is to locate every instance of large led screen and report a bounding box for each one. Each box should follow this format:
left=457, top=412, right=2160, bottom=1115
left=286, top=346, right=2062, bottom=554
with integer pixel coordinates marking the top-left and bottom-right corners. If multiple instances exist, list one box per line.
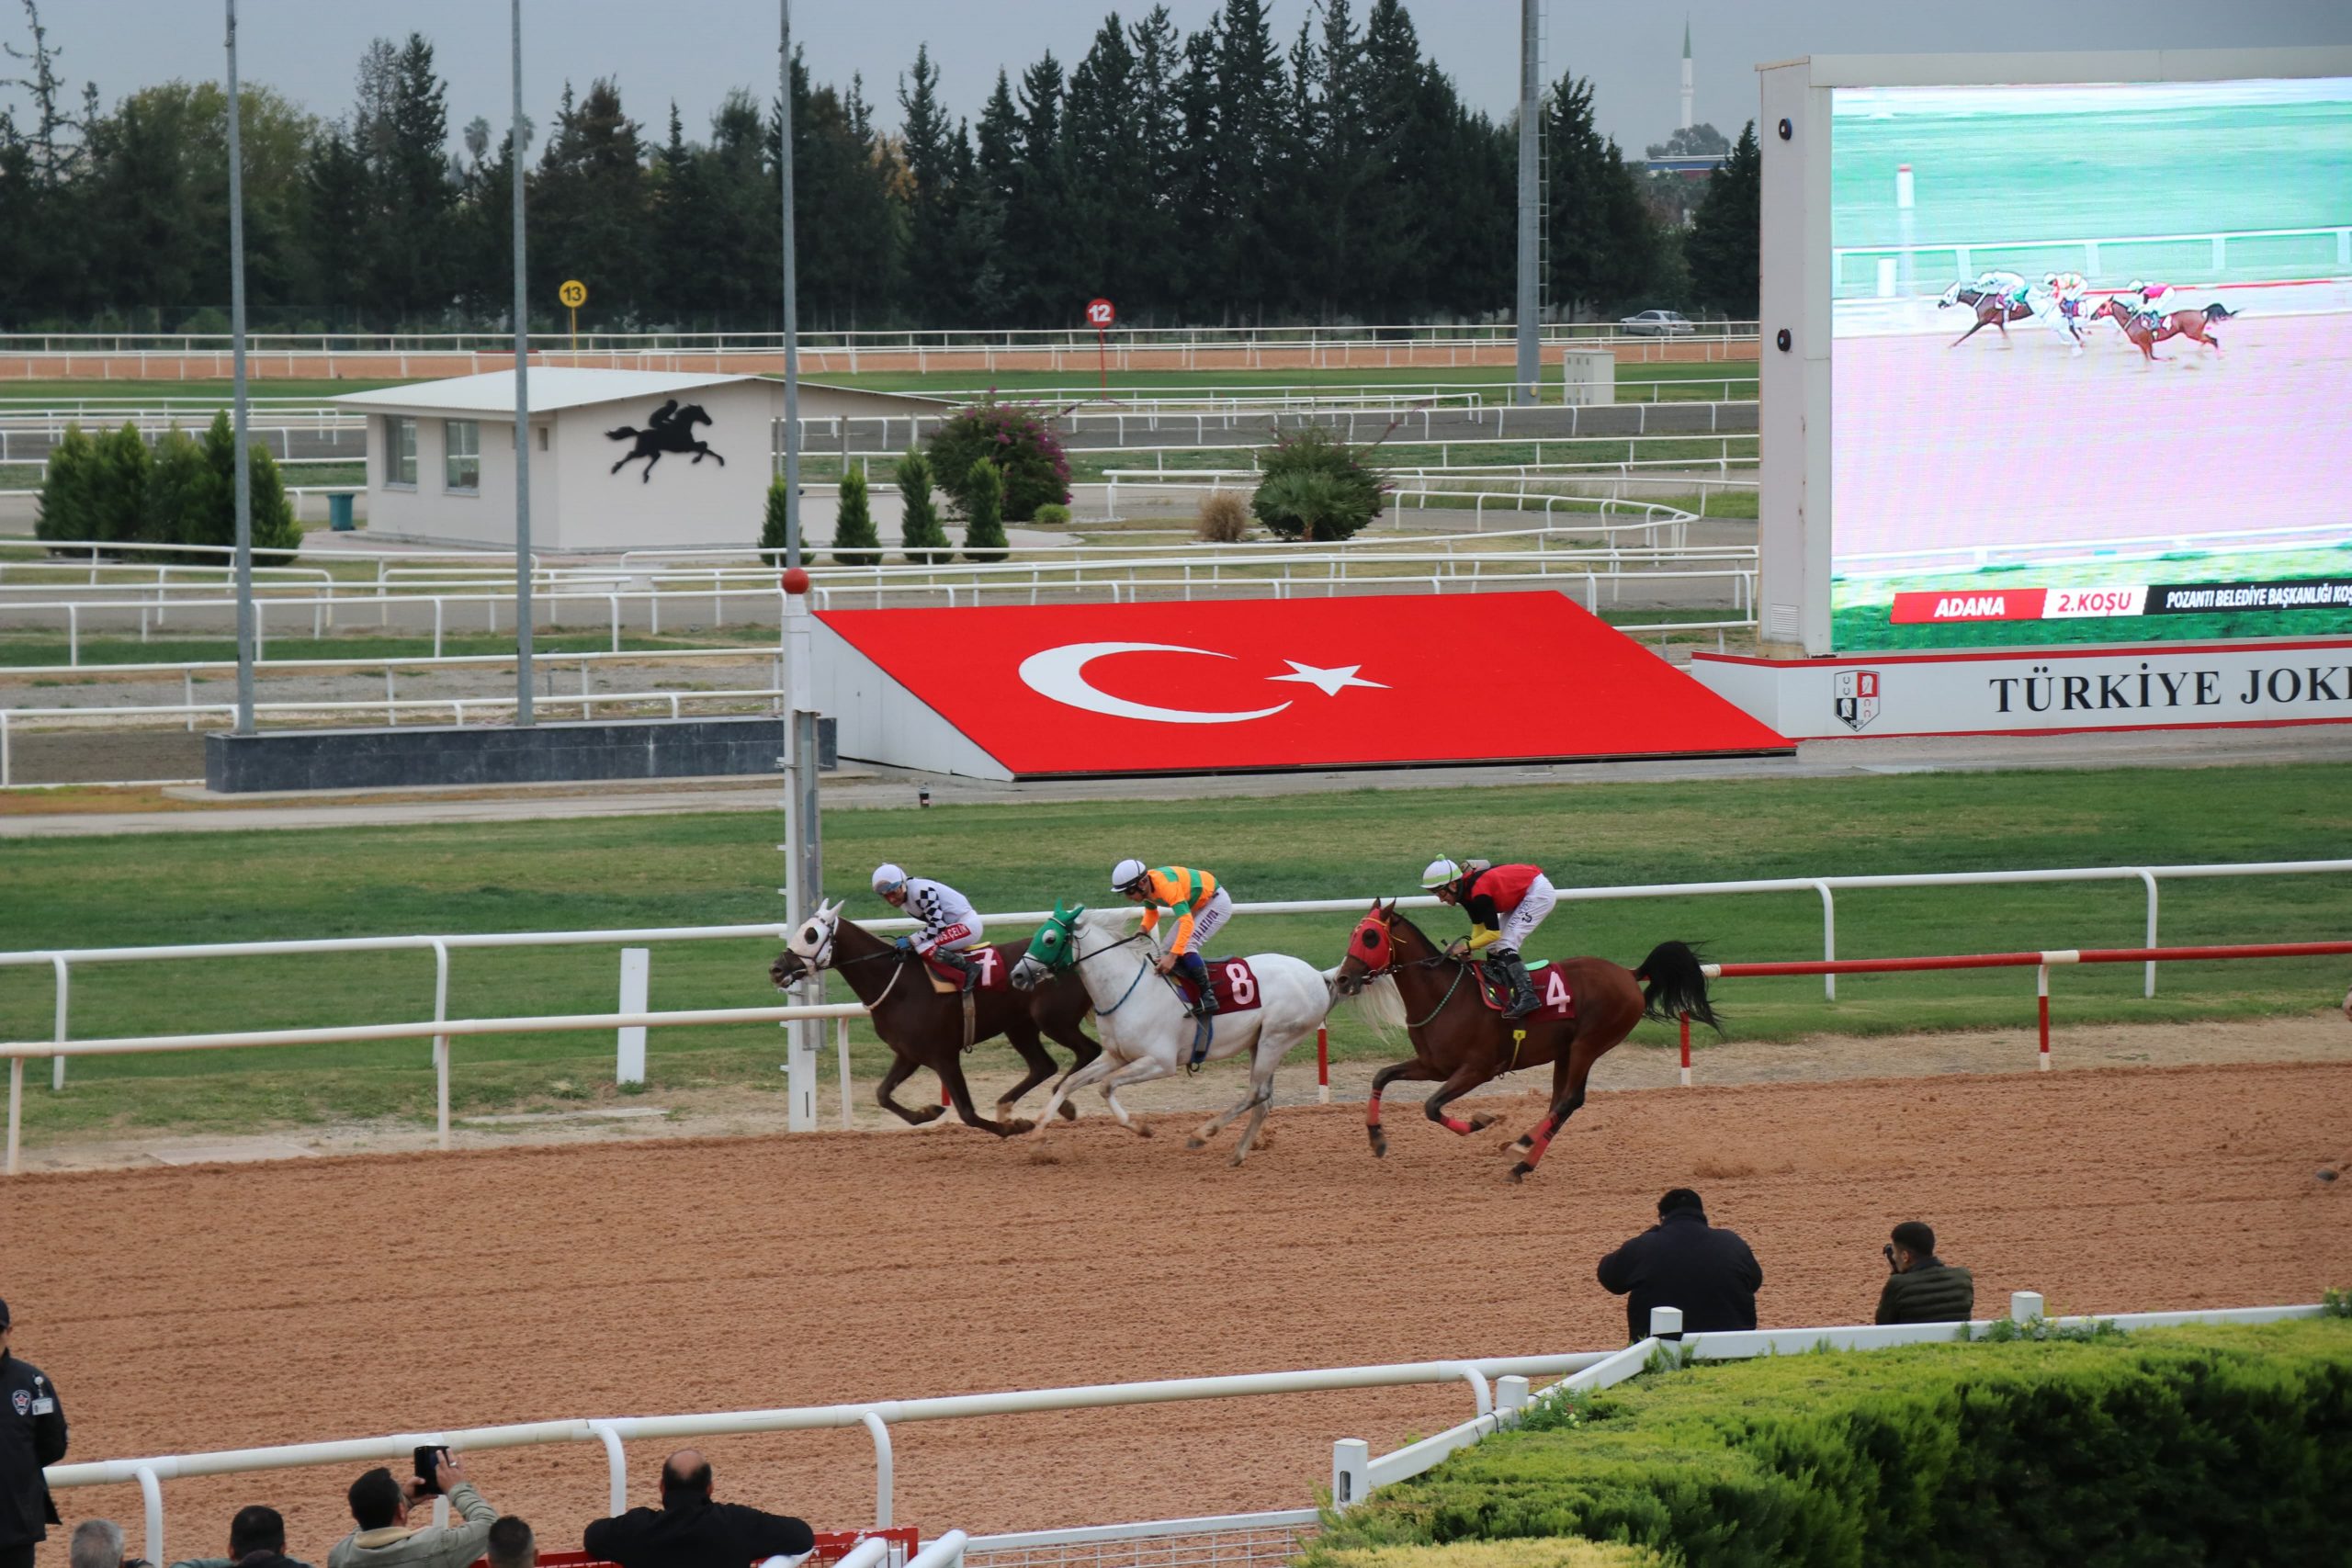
left=1828, top=79, right=2352, bottom=650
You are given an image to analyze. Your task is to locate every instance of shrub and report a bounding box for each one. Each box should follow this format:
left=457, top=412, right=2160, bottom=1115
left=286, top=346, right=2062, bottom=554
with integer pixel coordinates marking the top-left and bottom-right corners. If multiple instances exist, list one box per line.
left=961, top=457, right=1010, bottom=563
left=1251, top=423, right=1387, bottom=541
left=831, top=466, right=882, bottom=567
left=90, top=423, right=154, bottom=550
left=1032, top=502, right=1072, bottom=527
left=1317, top=1319, right=2352, bottom=1568
left=146, top=426, right=220, bottom=557
left=924, top=397, right=1071, bottom=522
left=34, top=423, right=99, bottom=545
left=1195, top=489, right=1250, bottom=543
left=759, top=478, right=792, bottom=566
left=896, top=446, right=953, bottom=566
left=183, top=412, right=300, bottom=564
left=1311, top=1541, right=1659, bottom=1568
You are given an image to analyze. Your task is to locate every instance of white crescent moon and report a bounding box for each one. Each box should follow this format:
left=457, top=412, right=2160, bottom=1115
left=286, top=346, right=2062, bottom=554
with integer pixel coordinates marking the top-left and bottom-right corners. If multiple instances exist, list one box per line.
left=1017, top=642, right=1294, bottom=725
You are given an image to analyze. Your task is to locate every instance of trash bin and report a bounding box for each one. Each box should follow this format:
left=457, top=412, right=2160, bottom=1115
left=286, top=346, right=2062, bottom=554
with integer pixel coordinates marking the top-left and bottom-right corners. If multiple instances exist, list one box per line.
left=327, top=492, right=356, bottom=531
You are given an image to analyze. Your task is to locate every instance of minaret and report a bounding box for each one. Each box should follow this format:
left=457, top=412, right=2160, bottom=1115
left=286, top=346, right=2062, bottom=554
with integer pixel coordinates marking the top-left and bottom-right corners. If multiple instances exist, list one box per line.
left=1679, top=17, right=1693, bottom=131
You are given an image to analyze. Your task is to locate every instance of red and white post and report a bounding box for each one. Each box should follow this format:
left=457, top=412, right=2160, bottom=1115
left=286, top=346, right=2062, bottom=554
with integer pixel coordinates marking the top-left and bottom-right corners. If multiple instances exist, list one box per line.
left=1678, top=1011, right=1691, bottom=1088
left=2036, top=964, right=2051, bottom=1071
left=1317, top=1024, right=1330, bottom=1103
left=1085, top=298, right=1115, bottom=399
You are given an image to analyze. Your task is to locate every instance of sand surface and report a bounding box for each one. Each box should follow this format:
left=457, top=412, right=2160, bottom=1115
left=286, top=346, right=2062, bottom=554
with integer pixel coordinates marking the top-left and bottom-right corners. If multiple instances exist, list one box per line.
left=9, top=1057, right=2351, bottom=1567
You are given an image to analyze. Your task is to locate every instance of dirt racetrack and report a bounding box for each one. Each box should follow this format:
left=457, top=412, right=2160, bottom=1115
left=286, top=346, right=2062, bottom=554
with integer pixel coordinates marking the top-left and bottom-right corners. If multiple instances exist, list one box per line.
left=10, top=1061, right=2352, bottom=1567
left=1832, top=310, right=2352, bottom=561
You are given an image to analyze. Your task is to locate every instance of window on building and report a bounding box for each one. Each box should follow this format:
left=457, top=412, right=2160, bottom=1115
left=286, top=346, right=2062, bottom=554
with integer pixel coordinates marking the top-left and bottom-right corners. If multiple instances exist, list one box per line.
left=537, top=423, right=549, bottom=451
left=388, top=417, right=417, bottom=487
left=444, top=419, right=481, bottom=492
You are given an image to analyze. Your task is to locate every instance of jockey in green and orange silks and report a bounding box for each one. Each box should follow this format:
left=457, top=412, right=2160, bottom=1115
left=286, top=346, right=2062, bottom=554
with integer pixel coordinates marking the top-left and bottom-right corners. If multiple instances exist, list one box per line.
left=1112, top=859, right=1234, bottom=1018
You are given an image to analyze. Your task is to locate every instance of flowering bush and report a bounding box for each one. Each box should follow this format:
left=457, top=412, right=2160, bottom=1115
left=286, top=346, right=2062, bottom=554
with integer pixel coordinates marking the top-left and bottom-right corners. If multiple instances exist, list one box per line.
left=925, top=396, right=1072, bottom=523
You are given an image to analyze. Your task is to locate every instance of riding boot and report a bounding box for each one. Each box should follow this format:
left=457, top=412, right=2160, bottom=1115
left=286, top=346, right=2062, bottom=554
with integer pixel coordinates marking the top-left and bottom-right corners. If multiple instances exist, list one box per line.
left=1180, top=953, right=1218, bottom=1019
left=1492, top=947, right=1539, bottom=1020
left=937, top=949, right=980, bottom=992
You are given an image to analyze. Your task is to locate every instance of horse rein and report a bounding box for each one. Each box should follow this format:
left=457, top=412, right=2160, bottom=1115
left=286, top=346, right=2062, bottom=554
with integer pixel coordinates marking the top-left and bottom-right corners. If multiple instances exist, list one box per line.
left=1354, top=912, right=1480, bottom=1030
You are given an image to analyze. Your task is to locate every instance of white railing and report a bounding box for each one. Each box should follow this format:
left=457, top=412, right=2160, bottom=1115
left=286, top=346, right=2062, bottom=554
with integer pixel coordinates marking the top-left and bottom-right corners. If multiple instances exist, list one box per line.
left=1831, top=224, right=2352, bottom=296
left=1835, top=517, right=2352, bottom=577
left=0, top=321, right=1763, bottom=355
left=7, top=859, right=2346, bottom=1151
left=41, top=1292, right=2319, bottom=1568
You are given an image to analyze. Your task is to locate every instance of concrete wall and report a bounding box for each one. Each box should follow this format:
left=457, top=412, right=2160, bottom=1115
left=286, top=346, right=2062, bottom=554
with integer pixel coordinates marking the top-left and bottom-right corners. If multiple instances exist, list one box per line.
left=206, top=715, right=836, bottom=793
left=367, top=411, right=556, bottom=548
left=548, top=378, right=776, bottom=549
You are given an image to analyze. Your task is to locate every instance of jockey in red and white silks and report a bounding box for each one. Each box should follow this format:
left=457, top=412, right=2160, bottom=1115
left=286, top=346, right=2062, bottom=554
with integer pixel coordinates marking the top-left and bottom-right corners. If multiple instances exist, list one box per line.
left=1421, top=857, right=1556, bottom=1020
left=874, top=863, right=984, bottom=986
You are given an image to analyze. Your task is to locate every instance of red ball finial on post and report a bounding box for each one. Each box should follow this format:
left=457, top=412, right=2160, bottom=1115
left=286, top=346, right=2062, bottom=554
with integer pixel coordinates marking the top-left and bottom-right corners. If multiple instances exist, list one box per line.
left=781, top=567, right=810, bottom=595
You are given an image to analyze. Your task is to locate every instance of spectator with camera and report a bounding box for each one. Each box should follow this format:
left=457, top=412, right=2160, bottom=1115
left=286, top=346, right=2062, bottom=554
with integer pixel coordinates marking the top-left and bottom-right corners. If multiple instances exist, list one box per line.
left=1874, top=1221, right=1977, bottom=1325
left=328, top=1452, right=495, bottom=1568
left=0, top=1296, right=67, bottom=1568
left=584, top=1450, right=812, bottom=1568
left=169, top=1506, right=309, bottom=1568
left=1595, top=1188, right=1764, bottom=1342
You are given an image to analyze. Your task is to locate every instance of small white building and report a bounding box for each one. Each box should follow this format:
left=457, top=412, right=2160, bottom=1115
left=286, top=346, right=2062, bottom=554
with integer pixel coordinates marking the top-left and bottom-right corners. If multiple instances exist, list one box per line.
left=335, top=369, right=946, bottom=551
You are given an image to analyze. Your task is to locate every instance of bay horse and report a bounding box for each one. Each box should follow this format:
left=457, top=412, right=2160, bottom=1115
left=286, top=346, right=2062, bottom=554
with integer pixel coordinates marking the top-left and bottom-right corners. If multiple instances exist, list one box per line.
left=1939, top=283, right=2038, bottom=348
left=1332, top=901, right=1719, bottom=1182
left=2091, top=299, right=2233, bottom=363
left=768, top=900, right=1101, bottom=1136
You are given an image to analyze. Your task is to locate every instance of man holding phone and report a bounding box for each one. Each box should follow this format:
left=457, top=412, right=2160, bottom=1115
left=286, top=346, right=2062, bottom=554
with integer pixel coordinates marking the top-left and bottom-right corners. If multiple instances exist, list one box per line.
left=1873, top=1221, right=1976, bottom=1325
left=327, top=1451, right=496, bottom=1568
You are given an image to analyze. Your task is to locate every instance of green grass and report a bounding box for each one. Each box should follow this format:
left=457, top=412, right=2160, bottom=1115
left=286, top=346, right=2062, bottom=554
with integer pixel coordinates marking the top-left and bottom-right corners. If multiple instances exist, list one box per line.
left=2, top=763, right=2348, bottom=1141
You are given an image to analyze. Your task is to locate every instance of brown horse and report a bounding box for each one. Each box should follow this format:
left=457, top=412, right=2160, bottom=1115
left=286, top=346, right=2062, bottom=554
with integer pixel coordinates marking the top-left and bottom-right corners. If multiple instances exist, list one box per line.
left=1332, top=902, right=1719, bottom=1181
left=769, top=901, right=1101, bottom=1135
left=2091, top=299, right=2233, bottom=362
left=1939, top=284, right=2037, bottom=348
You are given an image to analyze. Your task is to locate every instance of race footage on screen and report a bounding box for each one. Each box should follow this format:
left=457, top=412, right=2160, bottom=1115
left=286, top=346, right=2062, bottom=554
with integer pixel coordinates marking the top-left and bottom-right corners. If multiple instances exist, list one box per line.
left=1827, top=79, right=2352, bottom=651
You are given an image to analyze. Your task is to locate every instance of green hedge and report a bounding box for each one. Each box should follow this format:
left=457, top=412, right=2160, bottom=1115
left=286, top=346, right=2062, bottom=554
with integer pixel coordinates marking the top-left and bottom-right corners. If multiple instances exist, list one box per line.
left=1314, top=1539, right=1660, bottom=1568
left=1308, top=1320, right=2352, bottom=1568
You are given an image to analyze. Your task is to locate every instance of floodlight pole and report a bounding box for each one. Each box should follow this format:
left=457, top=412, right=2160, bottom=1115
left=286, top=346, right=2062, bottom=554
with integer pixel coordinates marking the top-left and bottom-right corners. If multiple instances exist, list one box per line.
left=778, top=0, right=822, bottom=1131
left=224, top=0, right=254, bottom=735
left=512, top=0, right=535, bottom=723
left=1513, top=0, right=1542, bottom=405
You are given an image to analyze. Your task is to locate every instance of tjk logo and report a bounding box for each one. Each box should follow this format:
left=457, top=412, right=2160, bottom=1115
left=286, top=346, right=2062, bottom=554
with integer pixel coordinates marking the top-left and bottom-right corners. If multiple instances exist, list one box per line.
left=1834, top=669, right=1882, bottom=732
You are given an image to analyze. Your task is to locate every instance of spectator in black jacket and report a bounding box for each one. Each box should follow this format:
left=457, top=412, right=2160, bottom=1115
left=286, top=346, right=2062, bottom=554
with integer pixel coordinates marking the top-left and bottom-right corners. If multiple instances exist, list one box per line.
left=1595, top=1189, right=1764, bottom=1342
left=0, top=1296, right=68, bottom=1568
left=583, top=1450, right=813, bottom=1568
left=1874, top=1221, right=1977, bottom=1325
left=169, top=1505, right=310, bottom=1568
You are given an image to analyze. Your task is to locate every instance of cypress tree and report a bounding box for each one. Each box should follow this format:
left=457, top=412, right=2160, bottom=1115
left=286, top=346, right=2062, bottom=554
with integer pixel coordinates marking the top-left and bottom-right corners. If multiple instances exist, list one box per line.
left=1687, top=121, right=1762, bottom=321
left=831, top=465, right=882, bottom=567
left=896, top=446, right=953, bottom=566
left=961, top=457, right=1009, bottom=563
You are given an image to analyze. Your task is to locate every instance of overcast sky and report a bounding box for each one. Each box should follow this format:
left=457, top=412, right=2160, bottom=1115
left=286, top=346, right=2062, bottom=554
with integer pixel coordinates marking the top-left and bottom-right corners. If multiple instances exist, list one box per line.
left=6, top=0, right=2346, bottom=157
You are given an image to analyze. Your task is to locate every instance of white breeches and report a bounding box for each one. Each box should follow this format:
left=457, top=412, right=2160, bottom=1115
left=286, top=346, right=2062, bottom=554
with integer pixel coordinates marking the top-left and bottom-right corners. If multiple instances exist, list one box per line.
left=1495, top=875, right=1557, bottom=953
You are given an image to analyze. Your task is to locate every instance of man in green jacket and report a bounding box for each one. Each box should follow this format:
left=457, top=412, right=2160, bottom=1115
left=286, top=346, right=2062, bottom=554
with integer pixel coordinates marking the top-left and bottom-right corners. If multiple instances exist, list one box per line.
left=1874, top=1221, right=1976, bottom=1325
left=327, top=1454, right=495, bottom=1568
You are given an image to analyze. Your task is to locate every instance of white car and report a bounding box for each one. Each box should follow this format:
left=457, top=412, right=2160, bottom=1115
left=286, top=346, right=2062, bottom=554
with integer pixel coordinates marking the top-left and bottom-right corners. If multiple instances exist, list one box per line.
left=1618, top=310, right=1695, bottom=336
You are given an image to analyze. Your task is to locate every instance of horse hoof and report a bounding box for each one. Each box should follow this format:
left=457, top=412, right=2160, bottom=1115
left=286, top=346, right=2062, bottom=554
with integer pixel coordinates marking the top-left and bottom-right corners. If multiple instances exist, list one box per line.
left=1134, top=1122, right=1155, bottom=1139
left=1186, top=1135, right=1207, bottom=1150
left=1057, top=1101, right=1080, bottom=1122
left=1512, top=1134, right=1534, bottom=1151
left=912, top=1105, right=947, bottom=1125
left=1228, top=1151, right=1248, bottom=1168
left=1000, top=1119, right=1034, bottom=1136
left=1369, top=1136, right=1388, bottom=1158
left=1508, top=1161, right=1533, bottom=1184
left=1469, top=1113, right=1498, bottom=1132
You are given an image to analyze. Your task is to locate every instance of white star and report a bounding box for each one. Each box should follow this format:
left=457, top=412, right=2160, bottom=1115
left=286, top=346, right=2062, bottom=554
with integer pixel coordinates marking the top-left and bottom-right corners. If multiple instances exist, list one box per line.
left=1266, top=660, right=1388, bottom=697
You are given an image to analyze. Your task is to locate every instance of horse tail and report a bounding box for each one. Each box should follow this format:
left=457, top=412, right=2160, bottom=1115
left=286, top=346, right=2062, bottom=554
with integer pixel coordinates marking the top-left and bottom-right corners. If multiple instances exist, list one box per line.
left=2208, top=302, right=2235, bottom=320
left=605, top=424, right=639, bottom=441
left=1633, top=941, right=1723, bottom=1034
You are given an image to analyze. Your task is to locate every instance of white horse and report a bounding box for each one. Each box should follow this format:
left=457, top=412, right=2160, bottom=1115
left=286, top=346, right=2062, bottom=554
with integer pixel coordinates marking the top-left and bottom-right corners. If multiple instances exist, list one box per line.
left=1009, top=903, right=1332, bottom=1164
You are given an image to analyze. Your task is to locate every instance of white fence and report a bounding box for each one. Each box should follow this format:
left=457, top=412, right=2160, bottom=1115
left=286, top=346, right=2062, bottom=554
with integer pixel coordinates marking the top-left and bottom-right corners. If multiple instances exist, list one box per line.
left=1830, top=223, right=2352, bottom=298
left=41, top=1292, right=2322, bottom=1568
left=7, top=857, right=2347, bottom=1168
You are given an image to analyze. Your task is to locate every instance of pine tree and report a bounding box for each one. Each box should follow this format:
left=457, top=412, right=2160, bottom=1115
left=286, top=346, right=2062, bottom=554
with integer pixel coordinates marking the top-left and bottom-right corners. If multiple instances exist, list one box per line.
left=182, top=411, right=299, bottom=559
left=960, top=457, right=1009, bottom=563
left=896, top=446, right=952, bottom=566
left=89, top=423, right=152, bottom=548
left=897, top=45, right=966, bottom=322
left=1687, top=121, right=1761, bottom=321
left=831, top=465, right=881, bottom=566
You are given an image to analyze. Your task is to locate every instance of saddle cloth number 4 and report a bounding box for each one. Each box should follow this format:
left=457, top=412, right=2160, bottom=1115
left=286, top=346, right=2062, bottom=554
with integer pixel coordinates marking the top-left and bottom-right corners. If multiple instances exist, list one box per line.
left=1542, top=966, right=1574, bottom=1015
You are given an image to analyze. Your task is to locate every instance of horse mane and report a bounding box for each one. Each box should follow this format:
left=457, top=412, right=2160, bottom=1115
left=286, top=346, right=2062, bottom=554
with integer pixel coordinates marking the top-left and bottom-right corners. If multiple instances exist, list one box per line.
left=1345, top=974, right=1408, bottom=1034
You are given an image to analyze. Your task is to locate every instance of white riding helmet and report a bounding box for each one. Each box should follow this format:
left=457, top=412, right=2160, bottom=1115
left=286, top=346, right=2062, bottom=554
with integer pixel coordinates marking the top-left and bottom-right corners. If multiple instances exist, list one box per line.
left=871, top=863, right=908, bottom=894
left=1420, top=857, right=1462, bottom=890
left=2042, top=272, right=2058, bottom=286
left=2128, top=278, right=2145, bottom=292
left=1112, top=858, right=1149, bottom=891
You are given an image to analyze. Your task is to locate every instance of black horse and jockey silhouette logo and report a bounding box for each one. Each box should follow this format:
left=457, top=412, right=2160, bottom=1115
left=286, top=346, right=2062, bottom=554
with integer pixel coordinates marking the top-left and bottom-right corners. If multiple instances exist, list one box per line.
left=606, top=400, right=725, bottom=482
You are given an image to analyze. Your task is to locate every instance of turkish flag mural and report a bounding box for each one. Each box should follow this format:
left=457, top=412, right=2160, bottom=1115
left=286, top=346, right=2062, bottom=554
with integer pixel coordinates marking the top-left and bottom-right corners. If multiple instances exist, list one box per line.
left=818, top=592, right=1788, bottom=776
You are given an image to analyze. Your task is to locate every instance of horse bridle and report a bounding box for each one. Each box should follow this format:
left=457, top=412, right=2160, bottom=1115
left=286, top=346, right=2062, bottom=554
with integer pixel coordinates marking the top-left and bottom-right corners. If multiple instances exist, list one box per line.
left=1045, top=926, right=1155, bottom=1015
left=1352, top=908, right=1484, bottom=1029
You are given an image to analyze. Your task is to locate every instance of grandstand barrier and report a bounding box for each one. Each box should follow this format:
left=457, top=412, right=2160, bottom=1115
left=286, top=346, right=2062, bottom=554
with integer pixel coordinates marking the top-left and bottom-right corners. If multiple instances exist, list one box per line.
left=1702, top=940, right=2352, bottom=1071
left=7, top=859, right=2350, bottom=1159
left=45, top=1300, right=2322, bottom=1568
